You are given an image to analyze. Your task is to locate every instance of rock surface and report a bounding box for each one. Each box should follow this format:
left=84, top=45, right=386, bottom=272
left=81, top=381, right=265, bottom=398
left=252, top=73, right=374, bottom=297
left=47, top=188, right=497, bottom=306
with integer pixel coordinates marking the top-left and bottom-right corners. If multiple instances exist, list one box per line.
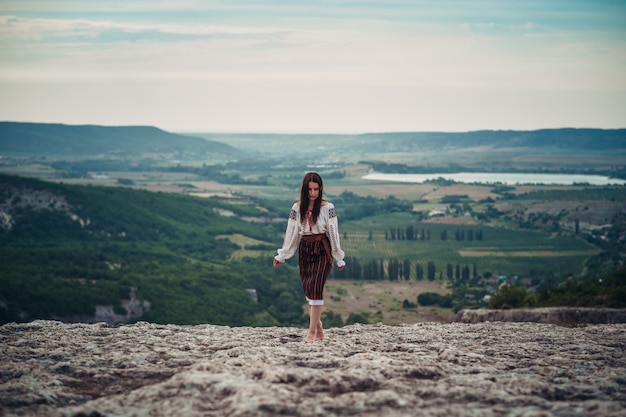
left=1, top=320, right=625, bottom=417
left=456, top=307, right=626, bottom=324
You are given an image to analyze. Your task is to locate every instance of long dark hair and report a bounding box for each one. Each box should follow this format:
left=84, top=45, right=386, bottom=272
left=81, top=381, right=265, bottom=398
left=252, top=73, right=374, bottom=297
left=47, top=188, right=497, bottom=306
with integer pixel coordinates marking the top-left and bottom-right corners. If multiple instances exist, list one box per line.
left=299, top=172, right=324, bottom=225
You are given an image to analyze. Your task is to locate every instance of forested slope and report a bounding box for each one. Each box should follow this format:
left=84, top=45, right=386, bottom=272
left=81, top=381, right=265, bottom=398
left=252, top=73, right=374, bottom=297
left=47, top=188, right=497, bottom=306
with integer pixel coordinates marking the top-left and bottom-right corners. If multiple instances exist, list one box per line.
left=0, top=175, right=303, bottom=326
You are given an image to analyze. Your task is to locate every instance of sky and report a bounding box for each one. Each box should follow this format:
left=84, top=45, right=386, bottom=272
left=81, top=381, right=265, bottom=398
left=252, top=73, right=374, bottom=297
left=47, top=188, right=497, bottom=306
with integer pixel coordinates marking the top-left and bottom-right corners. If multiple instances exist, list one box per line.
left=0, top=0, right=625, bottom=133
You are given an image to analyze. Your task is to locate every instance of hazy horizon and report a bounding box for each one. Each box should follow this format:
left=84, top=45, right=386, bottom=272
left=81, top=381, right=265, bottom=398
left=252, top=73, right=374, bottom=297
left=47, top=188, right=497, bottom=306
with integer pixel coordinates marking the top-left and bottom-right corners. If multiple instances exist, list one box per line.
left=4, top=120, right=626, bottom=136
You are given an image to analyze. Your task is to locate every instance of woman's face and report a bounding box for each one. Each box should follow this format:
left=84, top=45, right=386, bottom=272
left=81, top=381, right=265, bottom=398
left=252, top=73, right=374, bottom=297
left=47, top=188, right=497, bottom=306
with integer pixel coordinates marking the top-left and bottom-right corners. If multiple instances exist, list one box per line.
left=308, top=181, right=320, bottom=202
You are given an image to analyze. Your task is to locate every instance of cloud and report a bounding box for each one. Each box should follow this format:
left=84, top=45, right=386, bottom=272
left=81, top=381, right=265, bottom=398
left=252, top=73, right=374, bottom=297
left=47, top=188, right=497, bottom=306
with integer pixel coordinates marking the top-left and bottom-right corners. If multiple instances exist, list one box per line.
left=0, top=14, right=289, bottom=42
left=0, top=14, right=298, bottom=82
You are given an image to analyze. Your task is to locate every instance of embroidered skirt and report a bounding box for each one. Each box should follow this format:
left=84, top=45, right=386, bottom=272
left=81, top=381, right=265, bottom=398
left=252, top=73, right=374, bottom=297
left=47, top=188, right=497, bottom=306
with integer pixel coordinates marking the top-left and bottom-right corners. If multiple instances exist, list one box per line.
left=298, top=233, right=333, bottom=304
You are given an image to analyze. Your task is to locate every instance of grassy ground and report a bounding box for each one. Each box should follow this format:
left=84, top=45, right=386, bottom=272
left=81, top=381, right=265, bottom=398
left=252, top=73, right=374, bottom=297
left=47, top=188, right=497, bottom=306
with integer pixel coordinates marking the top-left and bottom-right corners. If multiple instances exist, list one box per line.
left=217, top=233, right=272, bottom=259
left=322, top=279, right=456, bottom=324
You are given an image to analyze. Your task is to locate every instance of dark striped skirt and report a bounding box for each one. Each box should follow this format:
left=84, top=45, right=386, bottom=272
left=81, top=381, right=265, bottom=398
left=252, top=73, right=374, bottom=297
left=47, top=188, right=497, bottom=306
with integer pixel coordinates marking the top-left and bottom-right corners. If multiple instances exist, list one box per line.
left=298, top=233, right=333, bottom=304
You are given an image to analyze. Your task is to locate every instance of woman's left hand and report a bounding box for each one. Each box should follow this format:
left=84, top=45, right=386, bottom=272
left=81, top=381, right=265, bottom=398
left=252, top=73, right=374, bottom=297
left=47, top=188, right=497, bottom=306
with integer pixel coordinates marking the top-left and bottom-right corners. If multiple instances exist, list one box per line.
left=337, top=265, right=345, bottom=271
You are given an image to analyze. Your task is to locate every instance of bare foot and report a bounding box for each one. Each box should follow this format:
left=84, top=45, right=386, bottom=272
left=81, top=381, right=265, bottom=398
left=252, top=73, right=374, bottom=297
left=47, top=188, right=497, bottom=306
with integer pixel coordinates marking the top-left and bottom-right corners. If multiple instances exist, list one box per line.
left=304, top=330, right=317, bottom=342
left=316, top=321, right=324, bottom=340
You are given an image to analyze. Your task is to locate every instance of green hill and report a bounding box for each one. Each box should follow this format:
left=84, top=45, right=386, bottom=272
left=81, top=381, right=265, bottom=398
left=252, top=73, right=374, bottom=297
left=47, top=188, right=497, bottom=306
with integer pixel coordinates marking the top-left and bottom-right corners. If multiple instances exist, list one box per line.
left=0, top=175, right=304, bottom=327
left=0, top=122, right=240, bottom=157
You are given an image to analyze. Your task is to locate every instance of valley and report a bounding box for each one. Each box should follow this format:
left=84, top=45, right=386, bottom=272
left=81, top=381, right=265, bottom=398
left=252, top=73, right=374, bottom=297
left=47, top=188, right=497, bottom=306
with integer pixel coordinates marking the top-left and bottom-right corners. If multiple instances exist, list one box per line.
left=0, top=123, right=625, bottom=327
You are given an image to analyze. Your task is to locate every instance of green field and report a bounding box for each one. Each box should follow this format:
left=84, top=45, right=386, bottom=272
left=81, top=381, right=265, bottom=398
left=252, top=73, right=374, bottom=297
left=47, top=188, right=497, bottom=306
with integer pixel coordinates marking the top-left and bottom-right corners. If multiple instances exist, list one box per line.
left=337, top=212, right=598, bottom=279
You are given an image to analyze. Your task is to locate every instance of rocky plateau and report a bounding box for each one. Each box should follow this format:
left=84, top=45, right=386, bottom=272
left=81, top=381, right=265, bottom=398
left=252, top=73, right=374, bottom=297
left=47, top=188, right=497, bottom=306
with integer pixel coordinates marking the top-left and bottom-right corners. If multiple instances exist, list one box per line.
left=1, top=319, right=625, bottom=417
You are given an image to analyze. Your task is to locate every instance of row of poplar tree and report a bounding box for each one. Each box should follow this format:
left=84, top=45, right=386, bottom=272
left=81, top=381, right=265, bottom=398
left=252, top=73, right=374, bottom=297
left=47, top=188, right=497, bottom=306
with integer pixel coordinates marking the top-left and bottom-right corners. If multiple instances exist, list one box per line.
left=380, top=227, right=484, bottom=241
left=333, top=257, right=479, bottom=284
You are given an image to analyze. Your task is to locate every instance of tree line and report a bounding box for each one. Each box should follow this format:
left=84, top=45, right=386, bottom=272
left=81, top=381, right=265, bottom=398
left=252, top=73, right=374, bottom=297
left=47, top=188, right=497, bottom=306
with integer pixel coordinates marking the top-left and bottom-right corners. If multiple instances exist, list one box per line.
left=333, top=256, right=478, bottom=285
left=380, top=226, right=484, bottom=241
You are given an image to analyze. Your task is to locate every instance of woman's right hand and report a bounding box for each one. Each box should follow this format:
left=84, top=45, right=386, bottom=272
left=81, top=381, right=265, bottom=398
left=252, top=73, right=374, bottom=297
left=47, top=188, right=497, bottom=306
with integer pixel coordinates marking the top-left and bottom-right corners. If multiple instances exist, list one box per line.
left=273, top=259, right=281, bottom=267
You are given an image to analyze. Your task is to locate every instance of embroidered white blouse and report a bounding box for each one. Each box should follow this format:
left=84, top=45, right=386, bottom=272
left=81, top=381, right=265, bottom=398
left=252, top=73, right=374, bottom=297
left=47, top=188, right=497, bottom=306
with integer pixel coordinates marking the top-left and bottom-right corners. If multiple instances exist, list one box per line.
left=275, top=202, right=346, bottom=268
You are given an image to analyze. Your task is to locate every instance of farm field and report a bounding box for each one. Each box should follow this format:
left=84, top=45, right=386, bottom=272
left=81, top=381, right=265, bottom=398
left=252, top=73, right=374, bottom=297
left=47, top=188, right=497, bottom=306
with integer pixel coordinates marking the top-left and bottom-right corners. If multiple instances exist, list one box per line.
left=323, top=279, right=456, bottom=324
left=338, top=212, right=600, bottom=279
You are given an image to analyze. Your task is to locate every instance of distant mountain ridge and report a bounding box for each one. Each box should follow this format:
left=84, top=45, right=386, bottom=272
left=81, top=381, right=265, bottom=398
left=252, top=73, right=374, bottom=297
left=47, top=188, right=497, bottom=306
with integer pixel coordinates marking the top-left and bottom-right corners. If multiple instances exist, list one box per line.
left=195, top=128, right=626, bottom=155
left=357, top=128, right=626, bottom=151
left=0, top=122, right=238, bottom=156
left=1, top=122, right=624, bottom=157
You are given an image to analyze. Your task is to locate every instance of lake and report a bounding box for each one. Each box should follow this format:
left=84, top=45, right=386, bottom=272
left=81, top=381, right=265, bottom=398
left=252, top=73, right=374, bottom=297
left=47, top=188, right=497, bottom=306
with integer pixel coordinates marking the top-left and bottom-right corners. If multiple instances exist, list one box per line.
left=362, top=172, right=626, bottom=186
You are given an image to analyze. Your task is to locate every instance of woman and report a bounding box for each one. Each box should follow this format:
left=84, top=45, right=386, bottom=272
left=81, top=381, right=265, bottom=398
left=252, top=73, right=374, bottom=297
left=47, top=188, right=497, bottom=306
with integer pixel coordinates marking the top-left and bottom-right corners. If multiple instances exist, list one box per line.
left=273, top=172, right=346, bottom=342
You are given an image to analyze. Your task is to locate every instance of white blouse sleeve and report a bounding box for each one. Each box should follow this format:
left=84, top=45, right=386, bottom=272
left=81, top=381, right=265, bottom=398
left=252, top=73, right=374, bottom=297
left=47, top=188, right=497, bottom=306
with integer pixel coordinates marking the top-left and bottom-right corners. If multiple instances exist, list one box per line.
left=275, top=203, right=300, bottom=263
left=326, top=203, right=346, bottom=268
